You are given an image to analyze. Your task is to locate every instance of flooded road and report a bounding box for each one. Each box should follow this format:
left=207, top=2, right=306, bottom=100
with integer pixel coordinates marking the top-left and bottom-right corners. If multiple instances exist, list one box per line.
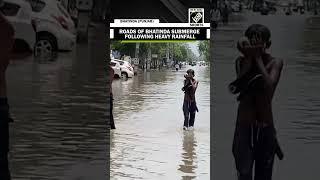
left=110, top=66, right=210, bottom=179
left=212, top=11, right=320, bottom=180
left=7, top=40, right=107, bottom=179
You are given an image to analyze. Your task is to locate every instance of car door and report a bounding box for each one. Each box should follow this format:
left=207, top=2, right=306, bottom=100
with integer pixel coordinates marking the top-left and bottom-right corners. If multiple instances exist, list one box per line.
left=1, top=0, right=36, bottom=51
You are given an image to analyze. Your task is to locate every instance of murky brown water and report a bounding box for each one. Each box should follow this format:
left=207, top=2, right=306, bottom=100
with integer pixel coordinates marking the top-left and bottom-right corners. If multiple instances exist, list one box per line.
left=7, top=41, right=107, bottom=179
left=110, top=66, right=210, bottom=179
left=212, top=11, right=320, bottom=180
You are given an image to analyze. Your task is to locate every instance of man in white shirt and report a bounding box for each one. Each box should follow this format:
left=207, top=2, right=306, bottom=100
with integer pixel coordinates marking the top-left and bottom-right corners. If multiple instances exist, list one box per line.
left=210, top=5, right=221, bottom=30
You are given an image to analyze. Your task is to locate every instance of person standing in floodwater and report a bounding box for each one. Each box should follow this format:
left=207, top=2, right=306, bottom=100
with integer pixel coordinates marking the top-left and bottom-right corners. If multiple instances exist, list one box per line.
left=1, top=7, right=32, bottom=179
left=181, top=69, right=199, bottom=130
left=109, top=65, right=115, bottom=129
left=210, top=4, right=221, bottom=30
left=221, top=3, right=229, bottom=25
left=231, top=24, right=284, bottom=180
left=175, top=63, right=179, bottom=71
left=0, top=7, right=15, bottom=179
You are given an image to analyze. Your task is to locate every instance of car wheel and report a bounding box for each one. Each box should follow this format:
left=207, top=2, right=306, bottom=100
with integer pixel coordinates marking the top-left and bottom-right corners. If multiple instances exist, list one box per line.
left=35, top=35, right=57, bottom=57
left=121, top=72, right=128, bottom=79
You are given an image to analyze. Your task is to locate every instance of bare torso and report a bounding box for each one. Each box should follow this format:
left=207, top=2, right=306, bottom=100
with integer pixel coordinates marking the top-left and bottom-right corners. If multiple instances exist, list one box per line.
left=236, top=55, right=278, bottom=126
left=184, top=78, right=198, bottom=102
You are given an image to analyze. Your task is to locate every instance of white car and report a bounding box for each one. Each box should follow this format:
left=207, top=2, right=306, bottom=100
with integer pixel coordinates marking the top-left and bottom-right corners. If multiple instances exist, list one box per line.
left=28, top=0, right=76, bottom=55
left=110, top=60, right=121, bottom=78
left=113, top=59, right=134, bottom=78
left=1, top=0, right=36, bottom=53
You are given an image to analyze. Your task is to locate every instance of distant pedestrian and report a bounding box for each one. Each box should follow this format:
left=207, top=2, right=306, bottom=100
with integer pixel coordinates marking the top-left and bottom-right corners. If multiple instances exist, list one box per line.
left=210, top=5, right=221, bottom=30
left=181, top=69, right=199, bottom=130
left=285, top=6, right=292, bottom=15
left=109, top=65, right=115, bottom=129
left=221, top=3, right=229, bottom=25
left=179, top=63, right=182, bottom=69
left=175, top=64, right=179, bottom=71
left=0, top=8, right=15, bottom=180
left=69, top=4, right=78, bottom=27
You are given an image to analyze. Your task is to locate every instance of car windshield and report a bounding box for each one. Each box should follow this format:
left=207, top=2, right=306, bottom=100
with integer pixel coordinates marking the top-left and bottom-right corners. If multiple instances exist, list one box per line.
left=28, top=0, right=45, bottom=12
left=110, top=62, right=117, bottom=66
left=125, top=62, right=131, bottom=66
left=115, top=61, right=124, bottom=65
left=0, top=2, right=20, bottom=16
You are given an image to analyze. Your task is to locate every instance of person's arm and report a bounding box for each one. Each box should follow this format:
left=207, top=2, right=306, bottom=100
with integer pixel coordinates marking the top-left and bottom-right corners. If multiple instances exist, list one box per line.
left=235, top=56, right=241, bottom=78
left=235, top=56, right=253, bottom=78
left=255, top=57, right=283, bottom=92
left=0, top=13, right=15, bottom=98
left=191, top=79, right=199, bottom=91
left=251, top=33, right=284, bottom=93
left=109, top=66, right=114, bottom=85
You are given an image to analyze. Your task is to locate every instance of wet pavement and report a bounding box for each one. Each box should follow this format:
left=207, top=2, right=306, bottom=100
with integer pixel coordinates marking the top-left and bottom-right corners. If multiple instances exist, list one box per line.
left=110, top=66, right=210, bottom=179
left=212, top=11, right=320, bottom=180
left=7, top=27, right=108, bottom=179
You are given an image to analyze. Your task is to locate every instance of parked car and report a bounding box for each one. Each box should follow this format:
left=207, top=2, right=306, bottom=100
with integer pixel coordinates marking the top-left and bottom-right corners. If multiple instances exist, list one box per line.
left=1, top=0, right=36, bottom=53
left=110, top=60, right=121, bottom=78
left=113, top=59, right=134, bottom=78
left=28, top=0, right=76, bottom=56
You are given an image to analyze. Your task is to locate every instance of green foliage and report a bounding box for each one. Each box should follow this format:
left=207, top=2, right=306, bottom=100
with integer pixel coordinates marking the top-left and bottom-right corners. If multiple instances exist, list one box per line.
left=110, top=41, right=136, bottom=57
left=112, top=41, right=199, bottom=63
left=198, top=41, right=210, bottom=62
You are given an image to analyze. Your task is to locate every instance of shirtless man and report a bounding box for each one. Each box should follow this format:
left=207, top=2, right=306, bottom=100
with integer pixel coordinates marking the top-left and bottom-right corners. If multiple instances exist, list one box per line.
left=231, top=24, right=284, bottom=180
left=182, top=69, right=199, bottom=130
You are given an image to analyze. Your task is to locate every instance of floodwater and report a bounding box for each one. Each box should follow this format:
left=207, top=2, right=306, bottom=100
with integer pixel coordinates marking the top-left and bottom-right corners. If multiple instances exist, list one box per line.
left=110, top=66, right=210, bottom=180
left=212, top=11, right=320, bottom=180
left=7, top=40, right=108, bottom=179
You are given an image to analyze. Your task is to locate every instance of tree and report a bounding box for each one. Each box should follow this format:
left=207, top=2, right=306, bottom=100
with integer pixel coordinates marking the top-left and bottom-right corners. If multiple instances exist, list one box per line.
left=198, top=41, right=210, bottom=62
left=111, top=41, right=136, bottom=57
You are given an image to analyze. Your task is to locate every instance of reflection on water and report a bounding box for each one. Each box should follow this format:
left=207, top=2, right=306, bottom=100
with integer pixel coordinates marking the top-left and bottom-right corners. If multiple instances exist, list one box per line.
left=7, top=43, right=107, bottom=179
left=111, top=66, right=210, bottom=180
left=179, top=131, right=197, bottom=180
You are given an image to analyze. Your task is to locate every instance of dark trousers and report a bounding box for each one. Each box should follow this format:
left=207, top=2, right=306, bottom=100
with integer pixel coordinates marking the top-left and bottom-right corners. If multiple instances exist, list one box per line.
left=110, top=96, right=115, bottom=129
left=232, top=125, right=276, bottom=180
left=0, top=98, right=11, bottom=180
left=211, top=21, right=218, bottom=29
left=71, top=17, right=78, bottom=28
left=222, top=15, right=229, bottom=24
left=182, top=101, right=197, bottom=127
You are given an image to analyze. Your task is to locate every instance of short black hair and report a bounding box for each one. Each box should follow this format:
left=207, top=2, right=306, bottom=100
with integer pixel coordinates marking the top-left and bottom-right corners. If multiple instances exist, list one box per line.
left=187, top=69, right=195, bottom=76
left=244, top=24, right=271, bottom=42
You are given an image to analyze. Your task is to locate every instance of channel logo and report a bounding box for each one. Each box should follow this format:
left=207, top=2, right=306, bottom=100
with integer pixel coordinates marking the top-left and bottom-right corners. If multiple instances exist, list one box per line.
left=189, top=8, right=204, bottom=24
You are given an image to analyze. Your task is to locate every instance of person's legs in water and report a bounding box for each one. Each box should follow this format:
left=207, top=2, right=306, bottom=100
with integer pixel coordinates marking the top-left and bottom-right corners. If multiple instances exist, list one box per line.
left=254, top=126, right=276, bottom=180
left=211, top=21, right=218, bottom=30
left=183, top=101, right=190, bottom=129
left=110, top=96, right=115, bottom=129
left=232, top=125, right=255, bottom=180
left=0, top=99, right=11, bottom=180
left=225, top=15, right=229, bottom=24
left=189, top=102, right=197, bottom=127
left=0, top=123, right=10, bottom=180
left=189, top=112, right=195, bottom=128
